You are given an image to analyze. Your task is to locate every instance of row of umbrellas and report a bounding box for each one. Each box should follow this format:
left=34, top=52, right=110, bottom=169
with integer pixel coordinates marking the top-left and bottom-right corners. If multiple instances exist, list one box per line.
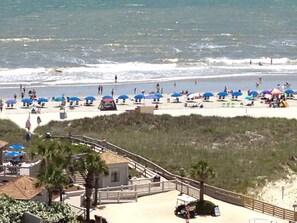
left=4, top=88, right=294, bottom=105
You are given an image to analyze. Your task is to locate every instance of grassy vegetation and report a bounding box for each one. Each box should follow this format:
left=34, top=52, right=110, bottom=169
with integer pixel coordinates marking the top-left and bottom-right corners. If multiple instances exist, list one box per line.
left=4, top=113, right=297, bottom=194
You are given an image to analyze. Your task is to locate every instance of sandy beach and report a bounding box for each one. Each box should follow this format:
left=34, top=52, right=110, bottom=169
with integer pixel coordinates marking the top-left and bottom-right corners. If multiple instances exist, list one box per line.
left=1, top=91, right=297, bottom=132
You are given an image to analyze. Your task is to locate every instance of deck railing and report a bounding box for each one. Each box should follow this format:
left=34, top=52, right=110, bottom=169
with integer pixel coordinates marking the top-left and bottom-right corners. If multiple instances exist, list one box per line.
left=56, top=135, right=297, bottom=221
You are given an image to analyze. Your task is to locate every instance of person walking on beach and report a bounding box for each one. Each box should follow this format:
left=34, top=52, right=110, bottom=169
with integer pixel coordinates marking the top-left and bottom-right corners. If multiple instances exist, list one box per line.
left=134, top=88, right=137, bottom=94
left=111, top=89, right=114, bottom=97
left=115, top=75, right=118, bottom=83
left=37, top=116, right=41, bottom=126
left=0, top=101, right=3, bottom=113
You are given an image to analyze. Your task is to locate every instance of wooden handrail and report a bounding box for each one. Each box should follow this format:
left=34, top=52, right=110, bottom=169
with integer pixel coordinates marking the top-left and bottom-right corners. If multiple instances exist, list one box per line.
left=54, top=134, right=297, bottom=221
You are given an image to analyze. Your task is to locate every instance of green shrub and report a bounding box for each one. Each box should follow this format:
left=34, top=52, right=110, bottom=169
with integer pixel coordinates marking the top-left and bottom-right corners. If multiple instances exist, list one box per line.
left=196, top=200, right=216, bottom=215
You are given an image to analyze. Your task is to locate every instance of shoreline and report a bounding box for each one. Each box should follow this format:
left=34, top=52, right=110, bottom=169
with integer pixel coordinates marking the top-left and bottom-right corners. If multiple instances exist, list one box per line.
left=0, top=74, right=295, bottom=99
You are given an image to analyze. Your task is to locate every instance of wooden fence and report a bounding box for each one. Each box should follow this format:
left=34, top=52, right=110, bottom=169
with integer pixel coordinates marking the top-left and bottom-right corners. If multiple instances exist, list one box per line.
left=56, top=135, right=297, bottom=222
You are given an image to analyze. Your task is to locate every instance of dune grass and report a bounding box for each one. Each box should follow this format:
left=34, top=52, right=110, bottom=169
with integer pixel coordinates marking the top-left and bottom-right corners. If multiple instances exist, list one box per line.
left=31, top=113, right=297, bottom=193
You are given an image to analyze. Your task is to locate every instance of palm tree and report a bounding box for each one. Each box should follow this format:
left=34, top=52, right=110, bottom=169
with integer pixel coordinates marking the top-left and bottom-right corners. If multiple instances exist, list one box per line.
left=34, top=141, right=72, bottom=205
left=74, top=150, right=107, bottom=221
left=191, top=160, right=215, bottom=202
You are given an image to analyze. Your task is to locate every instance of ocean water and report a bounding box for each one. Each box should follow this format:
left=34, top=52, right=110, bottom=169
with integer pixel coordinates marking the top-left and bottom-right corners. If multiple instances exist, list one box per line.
left=0, top=0, right=297, bottom=96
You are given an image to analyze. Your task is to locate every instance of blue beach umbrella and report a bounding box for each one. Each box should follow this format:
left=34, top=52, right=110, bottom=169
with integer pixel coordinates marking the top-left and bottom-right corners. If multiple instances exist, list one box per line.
left=54, top=97, right=65, bottom=102
left=232, top=91, right=243, bottom=97
left=261, top=90, right=271, bottom=95
left=85, top=96, right=96, bottom=101
left=134, top=94, right=145, bottom=100
left=217, top=91, right=228, bottom=97
left=37, top=97, right=48, bottom=103
left=249, top=90, right=259, bottom=96
left=5, top=99, right=16, bottom=104
left=203, top=92, right=214, bottom=97
left=21, top=98, right=33, bottom=103
left=145, top=94, right=159, bottom=100
left=155, top=93, right=163, bottom=98
left=171, top=92, right=182, bottom=97
left=284, top=89, right=294, bottom=94
left=118, top=95, right=129, bottom=100
left=69, top=96, right=81, bottom=101
left=9, top=144, right=25, bottom=150
left=102, top=95, right=113, bottom=100
left=245, top=95, right=254, bottom=100
left=5, top=151, right=22, bottom=157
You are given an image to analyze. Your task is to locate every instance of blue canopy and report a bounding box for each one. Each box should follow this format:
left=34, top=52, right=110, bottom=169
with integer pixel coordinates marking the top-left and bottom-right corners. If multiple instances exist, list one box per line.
left=284, top=89, right=294, bottom=94
left=54, top=97, right=65, bottom=102
left=154, top=93, right=163, bottom=98
left=21, top=98, right=33, bottom=103
left=103, top=95, right=113, bottom=100
left=232, top=91, right=243, bottom=97
left=203, top=92, right=214, bottom=97
left=69, top=96, right=81, bottom=101
left=118, top=95, right=129, bottom=100
left=9, top=144, right=25, bottom=150
left=171, top=92, right=182, bottom=97
left=5, top=151, right=22, bottom=157
left=261, top=90, right=271, bottom=95
left=245, top=95, right=254, bottom=100
left=145, top=94, right=159, bottom=99
left=5, top=99, right=16, bottom=104
left=37, top=97, right=48, bottom=103
left=85, top=96, right=96, bottom=101
left=217, top=91, right=228, bottom=97
left=249, top=90, right=259, bottom=96
left=134, top=94, right=145, bottom=99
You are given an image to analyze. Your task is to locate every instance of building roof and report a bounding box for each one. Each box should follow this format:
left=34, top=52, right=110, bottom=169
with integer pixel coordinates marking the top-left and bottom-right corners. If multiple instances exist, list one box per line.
left=100, top=151, right=129, bottom=165
left=0, top=176, right=44, bottom=200
left=0, top=140, right=8, bottom=148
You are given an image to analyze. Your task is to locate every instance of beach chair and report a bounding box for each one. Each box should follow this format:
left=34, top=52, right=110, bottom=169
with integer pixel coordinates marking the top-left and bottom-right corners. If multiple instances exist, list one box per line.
left=222, top=103, right=226, bottom=107
left=231, top=103, right=235, bottom=107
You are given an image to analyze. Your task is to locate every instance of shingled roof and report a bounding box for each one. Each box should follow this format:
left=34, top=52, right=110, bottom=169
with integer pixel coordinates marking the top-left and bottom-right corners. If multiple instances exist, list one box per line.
left=0, top=176, right=44, bottom=200
left=100, top=151, right=129, bottom=165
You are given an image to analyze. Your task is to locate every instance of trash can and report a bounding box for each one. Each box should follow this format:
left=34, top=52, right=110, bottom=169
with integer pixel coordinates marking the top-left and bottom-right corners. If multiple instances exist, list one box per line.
left=60, top=112, right=67, bottom=119
left=153, top=174, right=161, bottom=186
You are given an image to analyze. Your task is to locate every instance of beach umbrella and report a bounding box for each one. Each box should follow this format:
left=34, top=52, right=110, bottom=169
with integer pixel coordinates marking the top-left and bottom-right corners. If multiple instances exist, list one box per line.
left=145, top=94, right=159, bottom=100
left=134, top=94, right=145, bottom=100
left=37, top=97, right=48, bottom=103
left=9, top=144, right=25, bottom=151
left=5, top=151, right=22, bottom=157
left=284, top=89, right=294, bottom=95
left=271, top=88, right=283, bottom=95
left=248, top=90, right=259, bottom=96
left=118, top=95, right=129, bottom=100
left=5, top=99, right=16, bottom=104
left=85, top=96, right=96, bottom=101
left=102, top=95, right=113, bottom=100
left=21, top=98, right=33, bottom=103
left=261, top=90, right=271, bottom=95
left=202, top=92, right=214, bottom=97
left=69, top=96, right=81, bottom=101
left=171, top=92, right=182, bottom=97
left=245, top=95, right=254, bottom=100
left=54, top=97, right=65, bottom=102
left=217, top=91, right=228, bottom=97
left=154, top=93, right=163, bottom=98
left=232, top=91, right=242, bottom=97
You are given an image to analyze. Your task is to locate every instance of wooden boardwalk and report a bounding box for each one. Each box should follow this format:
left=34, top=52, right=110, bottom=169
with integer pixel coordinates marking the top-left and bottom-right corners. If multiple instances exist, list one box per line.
left=57, top=135, right=297, bottom=222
